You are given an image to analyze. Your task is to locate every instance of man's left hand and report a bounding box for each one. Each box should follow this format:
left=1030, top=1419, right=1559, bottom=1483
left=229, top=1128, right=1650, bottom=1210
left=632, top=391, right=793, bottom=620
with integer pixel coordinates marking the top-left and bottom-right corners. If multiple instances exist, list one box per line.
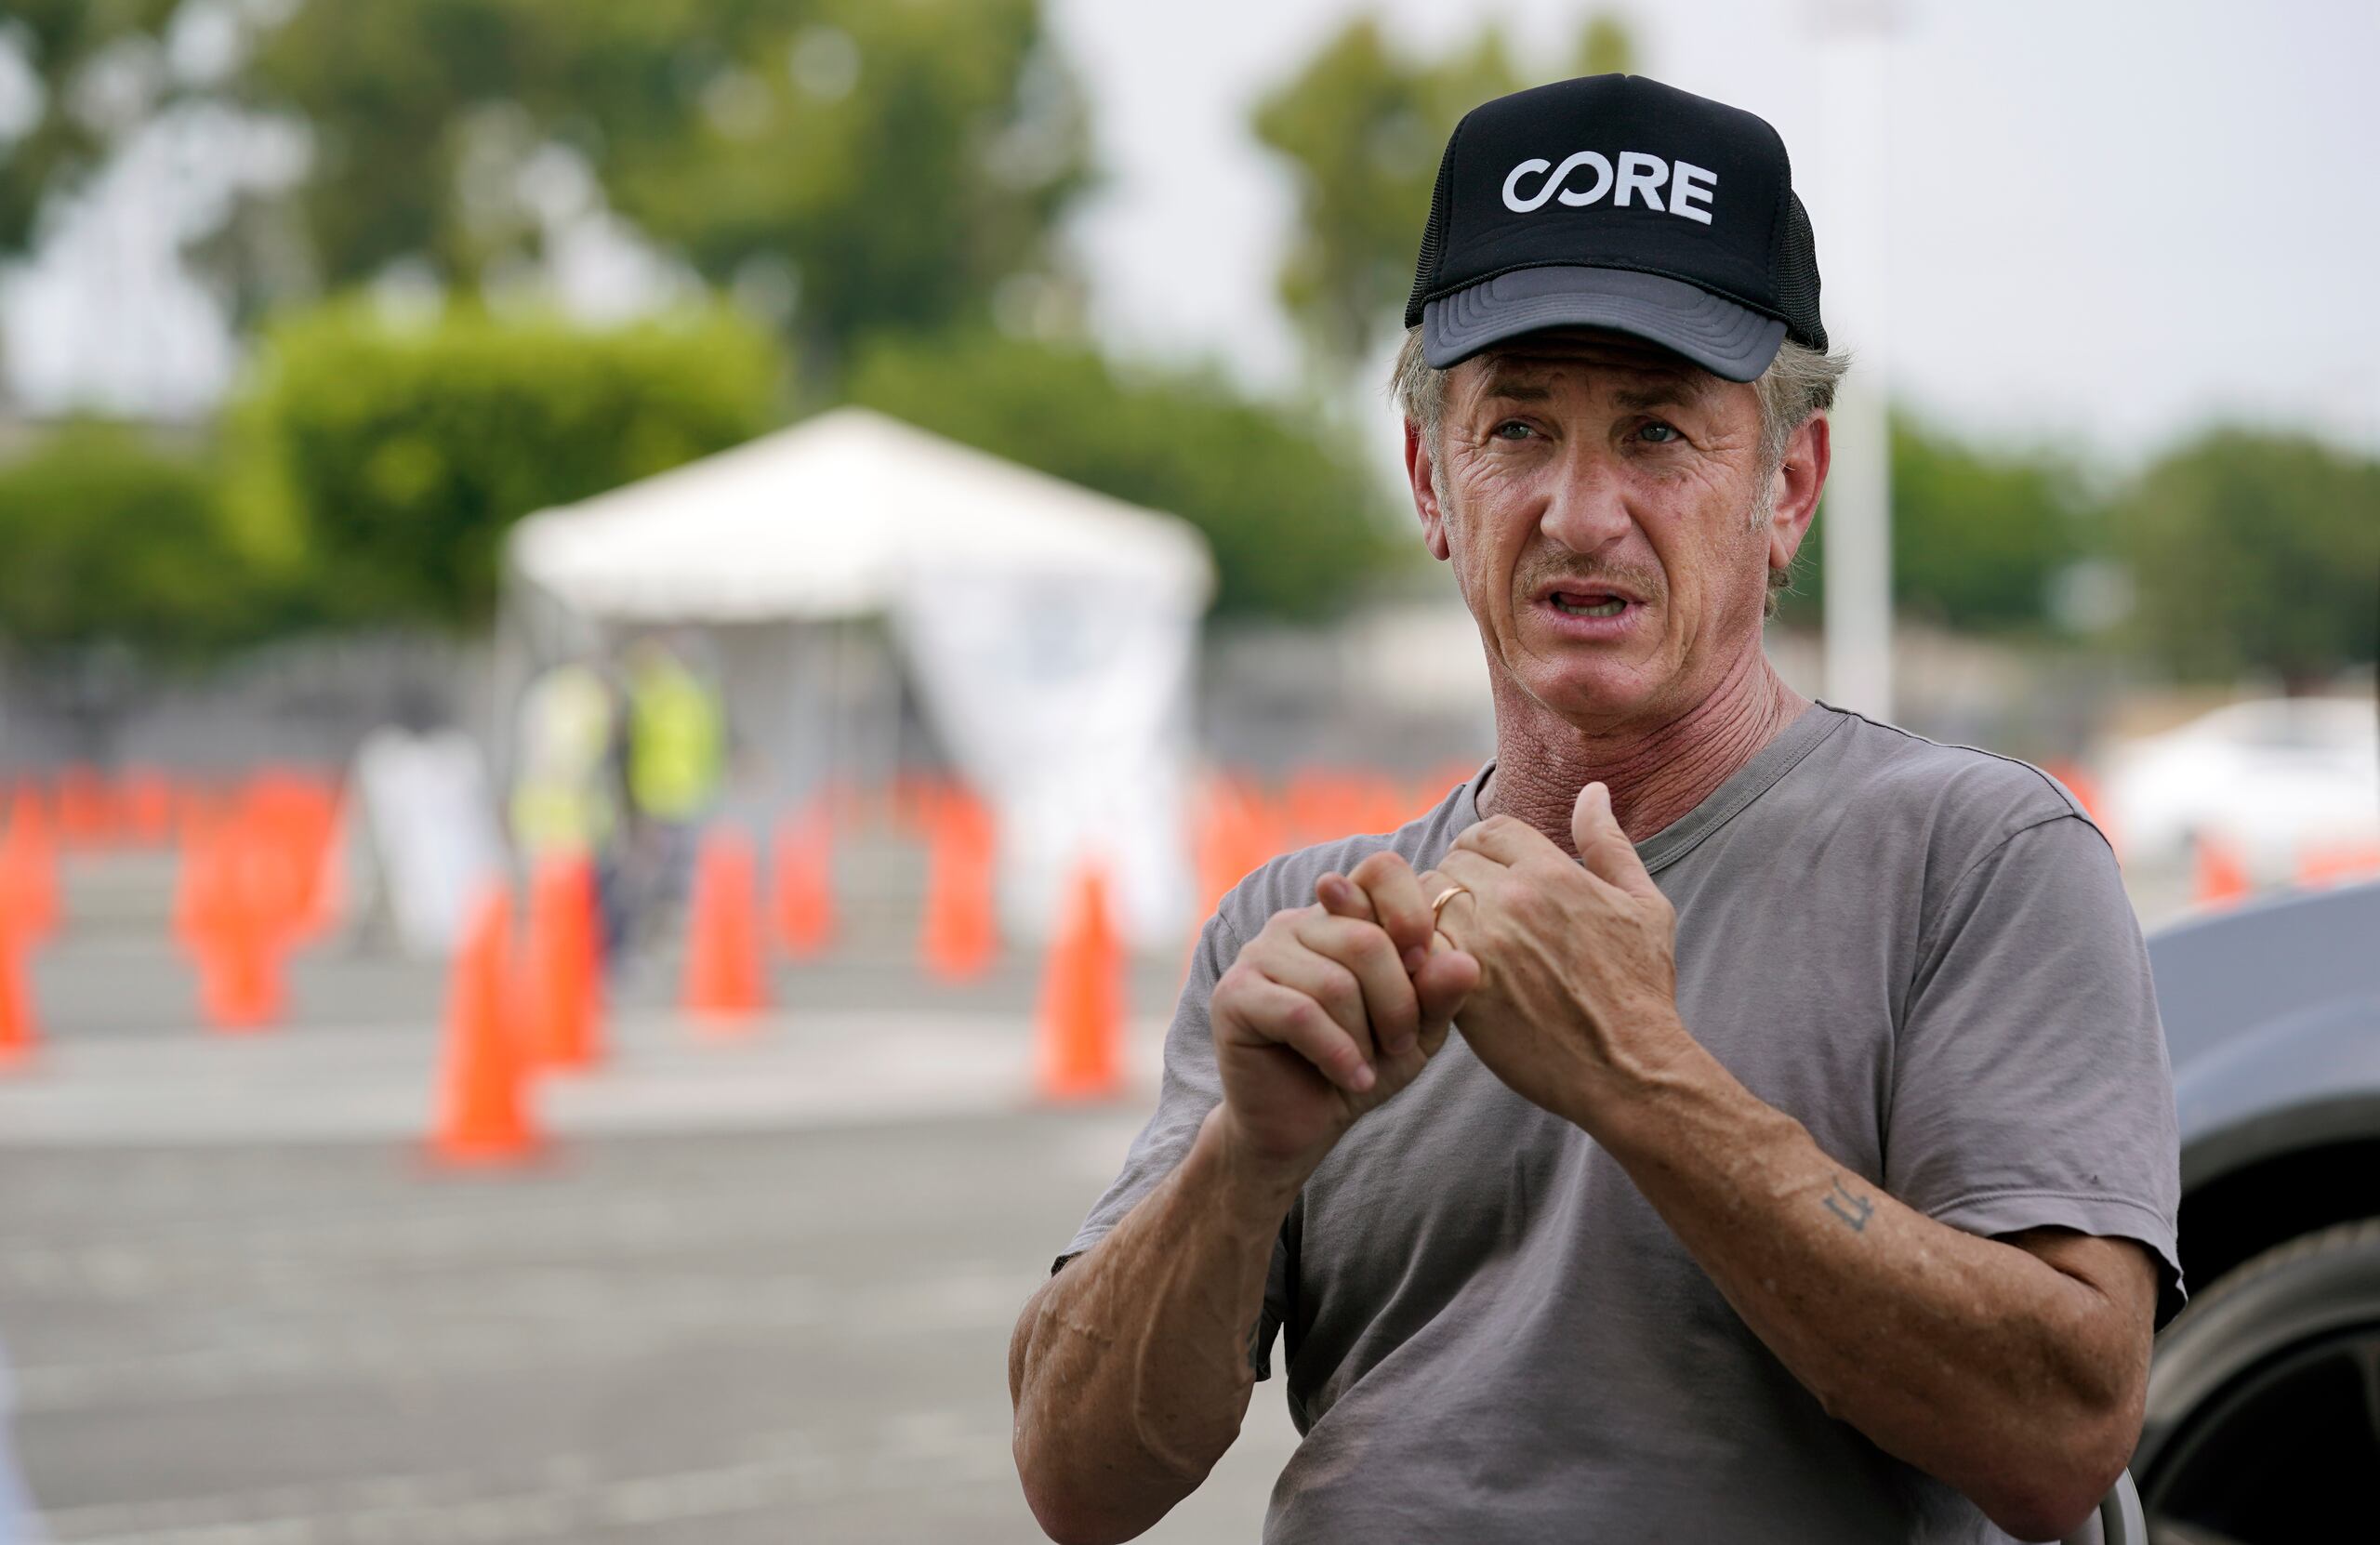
left=1325, top=782, right=1694, bottom=1134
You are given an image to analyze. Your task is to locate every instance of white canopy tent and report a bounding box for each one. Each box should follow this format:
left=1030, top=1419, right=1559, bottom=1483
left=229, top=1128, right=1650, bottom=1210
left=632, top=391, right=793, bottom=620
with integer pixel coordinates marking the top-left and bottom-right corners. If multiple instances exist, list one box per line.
left=505, top=406, right=1216, bottom=945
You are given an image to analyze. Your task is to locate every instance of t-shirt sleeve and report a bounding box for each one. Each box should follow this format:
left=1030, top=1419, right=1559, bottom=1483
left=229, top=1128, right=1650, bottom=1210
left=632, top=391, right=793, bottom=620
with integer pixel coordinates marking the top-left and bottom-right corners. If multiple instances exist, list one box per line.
left=1050, top=904, right=1289, bottom=1379
left=1886, top=812, right=2185, bottom=1320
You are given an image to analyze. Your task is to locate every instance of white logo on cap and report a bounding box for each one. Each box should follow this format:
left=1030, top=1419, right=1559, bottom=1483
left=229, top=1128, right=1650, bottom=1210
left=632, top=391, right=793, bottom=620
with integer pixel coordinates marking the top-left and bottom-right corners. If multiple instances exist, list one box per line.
left=1501, top=152, right=1717, bottom=225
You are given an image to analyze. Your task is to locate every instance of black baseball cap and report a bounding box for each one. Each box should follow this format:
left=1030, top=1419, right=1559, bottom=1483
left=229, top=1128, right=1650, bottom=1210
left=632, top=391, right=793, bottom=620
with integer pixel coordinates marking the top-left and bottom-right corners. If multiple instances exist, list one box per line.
left=1405, top=74, right=1826, bottom=382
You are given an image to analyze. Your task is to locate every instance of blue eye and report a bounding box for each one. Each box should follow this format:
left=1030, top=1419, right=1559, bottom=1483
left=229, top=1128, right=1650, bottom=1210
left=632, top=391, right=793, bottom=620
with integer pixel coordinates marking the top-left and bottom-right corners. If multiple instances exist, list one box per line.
left=1493, top=420, right=1534, bottom=441
left=1639, top=421, right=1681, bottom=443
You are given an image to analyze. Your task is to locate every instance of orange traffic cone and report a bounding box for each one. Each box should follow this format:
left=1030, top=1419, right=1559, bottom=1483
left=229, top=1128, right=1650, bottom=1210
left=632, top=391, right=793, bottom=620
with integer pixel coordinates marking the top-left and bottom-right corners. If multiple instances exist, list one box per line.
left=0, top=912, right=36, bottom=1071
left=430, top=887, right=539, bottom=1165
left=0, top=787, right=59, bottom=944
left=120, top=768, right=175, bottom=846
left=1192, top=780, right=1253, bottom=919
left=773, top=806, right=837, bottom=958
left=1038, top=863, right=1126, bottom=1103
left=920, top=793, right=998, bottom=981
left=525, top=853, right=604, bottom=1070
left=2297, top=838, right=2380, bottom=889
left=683, top=829, right=768, bottom=1023
left=1284, top=768, right=1348, bottom=845
left=192, top=830, right=287, bottom=1033
left=240, top=772, right=340, bottom=946
left=2043, top=761, right=2122, bottom=862
left=56, top=765, right=114, bottom=848
left=2192, top=833, right=2254, bottom=909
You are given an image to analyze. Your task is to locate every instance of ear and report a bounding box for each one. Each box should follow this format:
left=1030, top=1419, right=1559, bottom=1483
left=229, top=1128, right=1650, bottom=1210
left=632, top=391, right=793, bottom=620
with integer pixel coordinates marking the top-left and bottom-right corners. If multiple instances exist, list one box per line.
left=1765, top=413, right=1831, bottom=580
left=1404, top=421, right=1452, bottom=562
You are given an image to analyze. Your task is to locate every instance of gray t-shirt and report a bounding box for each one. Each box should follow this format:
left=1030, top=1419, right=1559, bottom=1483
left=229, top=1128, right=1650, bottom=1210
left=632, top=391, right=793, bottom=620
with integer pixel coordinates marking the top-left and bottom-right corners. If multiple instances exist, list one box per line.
left=1058, top=701, right=2181, bottom=1543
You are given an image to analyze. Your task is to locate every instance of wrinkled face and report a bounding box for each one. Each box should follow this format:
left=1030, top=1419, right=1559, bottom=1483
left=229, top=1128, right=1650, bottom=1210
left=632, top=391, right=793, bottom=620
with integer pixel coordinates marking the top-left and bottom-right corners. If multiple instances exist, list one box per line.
left=1411, top=329, right=1781, bottom=730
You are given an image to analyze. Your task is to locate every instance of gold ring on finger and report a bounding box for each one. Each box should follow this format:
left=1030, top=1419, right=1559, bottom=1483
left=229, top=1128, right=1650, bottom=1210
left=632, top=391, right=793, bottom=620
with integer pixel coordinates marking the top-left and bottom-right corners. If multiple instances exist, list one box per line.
left=1430, top=883, right=1470, bottom=922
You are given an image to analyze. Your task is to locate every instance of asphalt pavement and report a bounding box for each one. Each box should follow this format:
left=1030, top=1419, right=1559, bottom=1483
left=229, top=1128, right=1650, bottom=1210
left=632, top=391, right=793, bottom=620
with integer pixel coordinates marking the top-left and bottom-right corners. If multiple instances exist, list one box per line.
left=2, top=1111, right=1303, bottom=1544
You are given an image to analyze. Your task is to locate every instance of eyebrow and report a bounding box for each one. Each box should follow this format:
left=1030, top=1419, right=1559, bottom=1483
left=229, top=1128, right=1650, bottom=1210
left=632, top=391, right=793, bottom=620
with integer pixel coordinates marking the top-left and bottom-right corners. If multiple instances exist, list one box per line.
left=1476, top=371, right=1554, bottom=403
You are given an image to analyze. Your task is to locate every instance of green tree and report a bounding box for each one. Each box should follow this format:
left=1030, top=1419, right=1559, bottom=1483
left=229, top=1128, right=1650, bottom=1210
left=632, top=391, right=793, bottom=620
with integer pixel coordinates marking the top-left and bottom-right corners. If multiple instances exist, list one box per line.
left=2109, top=429, right=2380, bottom=685
left=0, top=423, right=271, bottom=661
left=228, top=298, right=782, bottom=628
left=843, top=330, right=1400, bottom=621
left=1251, top=13, right=1638, bottom=376
left=1772, top=416, right=2096, bottom=634
left=242, top=0, right=1091, bottom=367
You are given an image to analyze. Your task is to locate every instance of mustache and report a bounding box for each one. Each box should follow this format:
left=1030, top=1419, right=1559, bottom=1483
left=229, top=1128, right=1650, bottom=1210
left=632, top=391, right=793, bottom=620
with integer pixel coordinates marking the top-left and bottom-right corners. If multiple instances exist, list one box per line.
left=1519, top=564, right=1665, bottom=602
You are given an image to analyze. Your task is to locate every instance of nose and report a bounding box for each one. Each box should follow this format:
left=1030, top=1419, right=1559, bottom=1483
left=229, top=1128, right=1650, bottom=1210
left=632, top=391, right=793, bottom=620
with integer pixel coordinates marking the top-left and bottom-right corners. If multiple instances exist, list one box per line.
left=1536, top=440, right=1635, bottom=558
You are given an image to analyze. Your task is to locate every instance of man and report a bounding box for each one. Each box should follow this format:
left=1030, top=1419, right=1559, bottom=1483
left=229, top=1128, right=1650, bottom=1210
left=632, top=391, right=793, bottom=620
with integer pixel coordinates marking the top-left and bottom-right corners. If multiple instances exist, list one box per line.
left=621, top=633, right=726, bottom=944
left=1008, top=74, right=2178, bottom=1544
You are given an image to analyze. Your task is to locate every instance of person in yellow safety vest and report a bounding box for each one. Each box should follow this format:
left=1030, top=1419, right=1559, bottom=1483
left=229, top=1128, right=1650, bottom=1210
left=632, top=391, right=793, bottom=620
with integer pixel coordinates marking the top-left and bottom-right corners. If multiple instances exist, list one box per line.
left=620, top=636, right=727, bottom=945
left=509, top=659, right=621, bottom=859
left=626, top=640, right=725, bottom=825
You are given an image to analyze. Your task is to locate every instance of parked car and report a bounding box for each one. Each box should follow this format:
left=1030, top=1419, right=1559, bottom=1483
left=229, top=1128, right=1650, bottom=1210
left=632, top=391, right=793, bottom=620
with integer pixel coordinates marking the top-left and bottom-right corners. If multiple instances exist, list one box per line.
left=2103, top=697, right=2378, bottom=876
left=2130, top=878, right=2380, bottom=1540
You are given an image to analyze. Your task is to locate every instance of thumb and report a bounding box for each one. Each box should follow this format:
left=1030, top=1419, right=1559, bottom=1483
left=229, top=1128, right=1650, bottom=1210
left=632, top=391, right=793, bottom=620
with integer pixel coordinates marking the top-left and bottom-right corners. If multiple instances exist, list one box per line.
left=1571, top=781, right=1659, bottom=900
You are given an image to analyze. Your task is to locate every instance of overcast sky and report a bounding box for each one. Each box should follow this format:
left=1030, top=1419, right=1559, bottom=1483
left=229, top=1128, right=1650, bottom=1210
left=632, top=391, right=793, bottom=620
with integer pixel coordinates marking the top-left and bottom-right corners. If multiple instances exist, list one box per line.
left=1053, top=0, right=2380, bottom=464
left=7, top=0, right=2375, bottom=467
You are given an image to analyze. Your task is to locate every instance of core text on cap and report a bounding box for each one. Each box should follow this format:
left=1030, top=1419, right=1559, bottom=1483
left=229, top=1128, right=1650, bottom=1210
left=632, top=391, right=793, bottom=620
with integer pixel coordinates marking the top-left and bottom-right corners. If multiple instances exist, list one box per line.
left=1501, top=152, right=1717, bottom=225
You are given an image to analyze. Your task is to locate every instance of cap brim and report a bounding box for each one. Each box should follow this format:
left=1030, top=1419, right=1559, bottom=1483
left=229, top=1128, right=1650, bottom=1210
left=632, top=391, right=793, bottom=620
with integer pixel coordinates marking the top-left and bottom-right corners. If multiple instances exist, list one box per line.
left=1421, top=266, right=1787, bottom=382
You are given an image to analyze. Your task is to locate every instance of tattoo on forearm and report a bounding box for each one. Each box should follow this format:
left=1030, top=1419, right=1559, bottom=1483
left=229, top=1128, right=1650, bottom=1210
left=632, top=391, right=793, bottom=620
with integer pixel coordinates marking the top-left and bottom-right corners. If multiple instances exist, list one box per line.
left=1821, top=1176, right=1874, bottom=1234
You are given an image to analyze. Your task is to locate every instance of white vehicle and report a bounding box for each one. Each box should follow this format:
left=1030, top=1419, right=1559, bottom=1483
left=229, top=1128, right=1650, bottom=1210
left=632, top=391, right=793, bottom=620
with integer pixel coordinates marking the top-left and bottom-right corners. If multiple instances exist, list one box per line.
left=2102, top=697, right=2379, bottom=875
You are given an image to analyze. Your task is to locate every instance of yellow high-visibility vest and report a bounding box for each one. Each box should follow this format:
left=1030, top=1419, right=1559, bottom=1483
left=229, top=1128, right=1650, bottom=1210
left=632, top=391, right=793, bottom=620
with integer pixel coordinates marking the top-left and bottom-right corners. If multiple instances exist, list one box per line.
left=628, top=658, right=723, bottom=821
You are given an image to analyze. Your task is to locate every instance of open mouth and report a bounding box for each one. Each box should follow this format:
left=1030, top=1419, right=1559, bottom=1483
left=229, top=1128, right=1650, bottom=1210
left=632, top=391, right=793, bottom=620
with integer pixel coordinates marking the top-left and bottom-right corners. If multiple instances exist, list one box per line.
left=1547, top=590, right=1630, bottom=618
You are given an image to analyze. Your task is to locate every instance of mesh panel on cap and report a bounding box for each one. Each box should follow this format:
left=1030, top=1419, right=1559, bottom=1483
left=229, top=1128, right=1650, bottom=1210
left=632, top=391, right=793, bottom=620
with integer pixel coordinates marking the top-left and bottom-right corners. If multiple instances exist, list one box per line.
left=1772, top=191, right=1826, bottom=351
left=1404, top=121, right=1463, bottom=329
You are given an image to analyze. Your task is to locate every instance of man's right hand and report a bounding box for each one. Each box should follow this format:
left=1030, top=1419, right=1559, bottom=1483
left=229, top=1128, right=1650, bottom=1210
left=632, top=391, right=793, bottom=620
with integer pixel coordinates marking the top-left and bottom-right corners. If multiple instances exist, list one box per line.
left=1210, top=852, right=1479, bottom=1178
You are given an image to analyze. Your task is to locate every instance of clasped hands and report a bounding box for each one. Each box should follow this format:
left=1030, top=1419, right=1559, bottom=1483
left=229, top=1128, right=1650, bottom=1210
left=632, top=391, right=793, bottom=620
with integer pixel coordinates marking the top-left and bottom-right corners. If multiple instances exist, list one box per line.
left=1210, top=780, right=1692, bottom=1172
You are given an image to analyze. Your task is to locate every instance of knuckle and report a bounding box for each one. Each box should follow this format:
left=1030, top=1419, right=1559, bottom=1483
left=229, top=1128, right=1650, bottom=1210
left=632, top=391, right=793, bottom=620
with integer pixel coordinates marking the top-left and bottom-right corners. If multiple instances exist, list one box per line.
left=1337, top=920, right=1396, bottom=971
left=1316, top=966, right=1361, bottom=1014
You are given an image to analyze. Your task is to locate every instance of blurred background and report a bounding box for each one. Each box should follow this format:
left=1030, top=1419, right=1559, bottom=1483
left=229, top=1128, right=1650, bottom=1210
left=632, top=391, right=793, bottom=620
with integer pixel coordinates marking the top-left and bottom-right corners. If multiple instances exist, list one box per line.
left=0, top=2, right=2373, bottom=1541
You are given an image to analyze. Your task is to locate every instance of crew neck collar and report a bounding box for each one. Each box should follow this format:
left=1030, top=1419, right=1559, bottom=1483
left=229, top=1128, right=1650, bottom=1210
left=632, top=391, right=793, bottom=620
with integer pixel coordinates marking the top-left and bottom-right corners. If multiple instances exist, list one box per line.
left=1462, top=699, right=1847, bottom=875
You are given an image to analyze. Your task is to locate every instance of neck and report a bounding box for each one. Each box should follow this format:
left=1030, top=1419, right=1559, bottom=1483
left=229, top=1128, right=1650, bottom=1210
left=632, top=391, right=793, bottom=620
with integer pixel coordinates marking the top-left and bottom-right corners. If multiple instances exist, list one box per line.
left=1478, top=649, right=1809, bottom=851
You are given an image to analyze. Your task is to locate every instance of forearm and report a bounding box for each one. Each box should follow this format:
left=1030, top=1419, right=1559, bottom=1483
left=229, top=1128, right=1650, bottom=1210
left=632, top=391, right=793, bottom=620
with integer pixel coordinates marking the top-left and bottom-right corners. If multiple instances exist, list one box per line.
left=1592, top=1034, right=2139, bottom=1538
left=1009, top=1103, right=1305, bottom=1545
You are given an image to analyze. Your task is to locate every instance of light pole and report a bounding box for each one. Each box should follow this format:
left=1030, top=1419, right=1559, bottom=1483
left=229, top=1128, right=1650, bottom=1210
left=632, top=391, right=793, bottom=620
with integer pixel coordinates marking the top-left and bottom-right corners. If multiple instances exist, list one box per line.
left=1813, top=2, right=1896, bottom=720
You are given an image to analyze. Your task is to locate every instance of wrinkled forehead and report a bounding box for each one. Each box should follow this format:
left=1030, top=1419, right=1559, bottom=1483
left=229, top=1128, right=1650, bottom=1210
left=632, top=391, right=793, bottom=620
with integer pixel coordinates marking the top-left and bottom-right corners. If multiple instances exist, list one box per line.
left=1448, top=326, right=1732, bottom=412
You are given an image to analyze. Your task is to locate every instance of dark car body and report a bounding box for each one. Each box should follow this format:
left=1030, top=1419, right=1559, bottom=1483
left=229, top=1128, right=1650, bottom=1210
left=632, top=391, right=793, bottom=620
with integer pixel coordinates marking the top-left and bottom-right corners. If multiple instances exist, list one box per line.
left=2130, top=878, right=2380, bottom=1532
left=2154, top=879, right=2380, bottom=1298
